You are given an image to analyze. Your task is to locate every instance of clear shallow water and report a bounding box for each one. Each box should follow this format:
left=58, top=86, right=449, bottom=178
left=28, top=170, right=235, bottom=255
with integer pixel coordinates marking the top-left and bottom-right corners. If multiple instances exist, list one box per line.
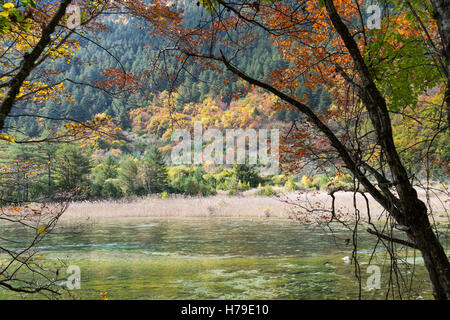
left=0, top=219, right=433, bottom=299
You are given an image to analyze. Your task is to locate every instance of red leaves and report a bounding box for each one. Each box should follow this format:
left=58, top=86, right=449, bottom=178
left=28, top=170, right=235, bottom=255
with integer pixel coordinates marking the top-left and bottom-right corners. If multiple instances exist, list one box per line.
left=96, top=68, right=139, bottom=94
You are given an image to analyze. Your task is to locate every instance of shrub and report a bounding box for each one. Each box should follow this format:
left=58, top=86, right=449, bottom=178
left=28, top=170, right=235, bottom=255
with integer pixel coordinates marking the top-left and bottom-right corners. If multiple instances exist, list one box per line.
left=300, top=175, right=314, bottom=188
left=102, top=180, right=123, bottom=199
left=216, top=181, right=228, bottom=191
left=311, top=174, right=329, bottom=190
left=257, top=185, right=277, bottom=196
left=271, top=174, right=287, bottom=186
left=284, top=177, right=299, bottom=191
left=159, top=191, right=170, bottom=199
left=226, top=176, right=247, bottom=195
left=203, top=173, right=217, bottom=188
left=169, top=166, right=217, bottom=196
left=182, top=176, right=216, bottom=196
left=232, top=164, right=261, bottom=187
left=212, top=168, right=233, bottom=185
left=326, top=172, right=354, bottom=191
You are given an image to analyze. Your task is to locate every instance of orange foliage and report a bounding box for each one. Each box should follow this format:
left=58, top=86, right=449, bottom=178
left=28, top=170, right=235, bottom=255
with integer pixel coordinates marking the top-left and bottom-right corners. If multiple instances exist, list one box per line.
left=129, top=90, right=283, bottom=140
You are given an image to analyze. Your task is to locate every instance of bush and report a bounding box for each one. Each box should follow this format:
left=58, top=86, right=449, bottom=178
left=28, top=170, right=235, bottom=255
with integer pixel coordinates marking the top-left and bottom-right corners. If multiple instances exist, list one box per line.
left=232, top=164, right=261, bottom=187
left=271, top=174, right=287, bottom=186
left=300, top=174, right=329, bottom=190
left=216, top=181, right=228, bottom=191
left=284, top=177, right=299, bottom=191
left=189, top=180, right=216, bottom=196
left=257, top=185, right=277, bottom=196
left=212, top=168, right=233, bottom=185
left=159, top=191, right=170, bottom=199
left=312, top=174, right=329, bottom=190
left=300, top=175, right=314, bottom=188
left=169, top=166, right=217, bottom=196
left=203, top=173, right=217, bottom=188
left=226, top=176, right=248, bottom=195
left=326, top=172, right=354, bottom=191
left=102, top=180, right=123, bottom=199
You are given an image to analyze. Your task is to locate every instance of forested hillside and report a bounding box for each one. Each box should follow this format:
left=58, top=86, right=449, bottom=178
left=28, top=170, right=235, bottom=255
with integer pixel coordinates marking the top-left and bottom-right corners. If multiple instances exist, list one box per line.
left=5, top=3, right=331, bottom=139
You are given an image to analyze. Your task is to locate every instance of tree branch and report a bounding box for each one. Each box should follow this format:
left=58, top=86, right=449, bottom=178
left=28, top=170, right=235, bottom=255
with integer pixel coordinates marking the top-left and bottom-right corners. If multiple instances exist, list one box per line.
left=367, top=228, right=419, bottom=249
left=0, top=0, right=73, bottom=131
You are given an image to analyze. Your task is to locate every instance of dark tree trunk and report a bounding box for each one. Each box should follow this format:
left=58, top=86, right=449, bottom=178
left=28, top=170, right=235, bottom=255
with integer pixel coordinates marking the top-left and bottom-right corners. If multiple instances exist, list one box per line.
left=430, top=0, right=450, bottom=129
left=406, top=201, right=450, bottom=299
left=326, top=0, right=450, bottom=300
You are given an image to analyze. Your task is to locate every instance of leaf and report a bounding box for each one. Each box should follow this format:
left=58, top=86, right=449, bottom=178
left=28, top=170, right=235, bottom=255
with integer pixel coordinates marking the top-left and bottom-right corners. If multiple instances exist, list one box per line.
left=3, top=3, right=14, bottom=10
left=0, top=133, right=15, bottom=143
left=38, top=226, right=46, bottom=235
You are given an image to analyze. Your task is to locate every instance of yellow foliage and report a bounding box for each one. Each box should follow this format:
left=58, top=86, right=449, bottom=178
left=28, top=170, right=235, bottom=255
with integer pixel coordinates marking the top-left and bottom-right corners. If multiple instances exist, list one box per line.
left=38, top=226, right=46, bottom=235
left=0, top=133, right=15, bottom=143
left=300, top=175, right=312, bottom=187
left=3, top=3, right=14, bottom=9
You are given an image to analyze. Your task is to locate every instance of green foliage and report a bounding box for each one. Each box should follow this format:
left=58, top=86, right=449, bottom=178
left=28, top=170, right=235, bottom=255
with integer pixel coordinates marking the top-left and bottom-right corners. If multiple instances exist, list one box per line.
left=142, top=146, right=168, bottom=194
left=284, top=177, right=299, bottom=191
left=226, top=176, right=250, bottom=196
left=326, top=173, right=354, bottom=191
left=438, top=131, right=450, bottom=164
left=300, top=174, right=329, bottom=190
left=54, top=144, right=92, bottom=191
left=365, top=1, right=441, bottom=112
left=257, top=185, right=277, bottom=196
left=119, top=157, right=143, bottom=196
left=312, top=175, right=329, bottom=191
left=168, top=166, right=216, bottom=196
left=92, top=156, right=119, bottom=184
left=232, top=164, right=261, bottom=188
left=159, top=191, right=170, bottom=199
left=271, top=174, right=287, bottom=186
left=101, top=179, right=123, bottom=199
left=0, top=1, right=35, bottom=34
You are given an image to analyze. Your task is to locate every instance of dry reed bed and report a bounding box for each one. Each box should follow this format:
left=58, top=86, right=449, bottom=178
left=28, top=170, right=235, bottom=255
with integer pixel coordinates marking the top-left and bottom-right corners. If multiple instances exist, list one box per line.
left=62, top=194, right=292, bottom=221
left=60, top=190, right=449, bottom=223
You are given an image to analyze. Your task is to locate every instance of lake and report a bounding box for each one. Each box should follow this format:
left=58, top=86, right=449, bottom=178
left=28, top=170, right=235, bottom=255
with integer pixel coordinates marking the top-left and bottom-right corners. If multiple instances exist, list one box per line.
left=0, top=218, right=433, bottom=299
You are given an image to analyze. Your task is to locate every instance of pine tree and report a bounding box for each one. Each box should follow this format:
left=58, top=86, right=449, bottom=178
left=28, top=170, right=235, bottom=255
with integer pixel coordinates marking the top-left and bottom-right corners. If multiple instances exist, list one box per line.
left=142, top=146, right=168, bottom=194
left=119, top=157, right=141, bottom=195
left=233, top=164, right=261, bottom=188
left=54, top=144, right=92, bottom=191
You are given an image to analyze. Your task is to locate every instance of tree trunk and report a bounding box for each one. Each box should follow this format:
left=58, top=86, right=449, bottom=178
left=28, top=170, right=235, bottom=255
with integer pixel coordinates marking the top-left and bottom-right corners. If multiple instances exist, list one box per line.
left=0, top=0, right=73, bottom=131
left=406, top=200, right=450, bottom=299
left=322, top=0, right=450, bottom=299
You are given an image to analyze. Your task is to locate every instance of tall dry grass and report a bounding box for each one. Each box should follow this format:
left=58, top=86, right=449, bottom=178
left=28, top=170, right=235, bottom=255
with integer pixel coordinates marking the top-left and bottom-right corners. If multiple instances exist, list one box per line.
left=60, top=189, right=449, bottom=224
left=61, top=194, right=293, bottom=222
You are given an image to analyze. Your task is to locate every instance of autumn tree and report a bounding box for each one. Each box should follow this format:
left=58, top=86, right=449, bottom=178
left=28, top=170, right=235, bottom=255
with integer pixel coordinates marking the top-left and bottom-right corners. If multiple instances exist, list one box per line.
left=0, top=0, right=122, bottom=295
left=129, top=0, right=450, bottom=299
